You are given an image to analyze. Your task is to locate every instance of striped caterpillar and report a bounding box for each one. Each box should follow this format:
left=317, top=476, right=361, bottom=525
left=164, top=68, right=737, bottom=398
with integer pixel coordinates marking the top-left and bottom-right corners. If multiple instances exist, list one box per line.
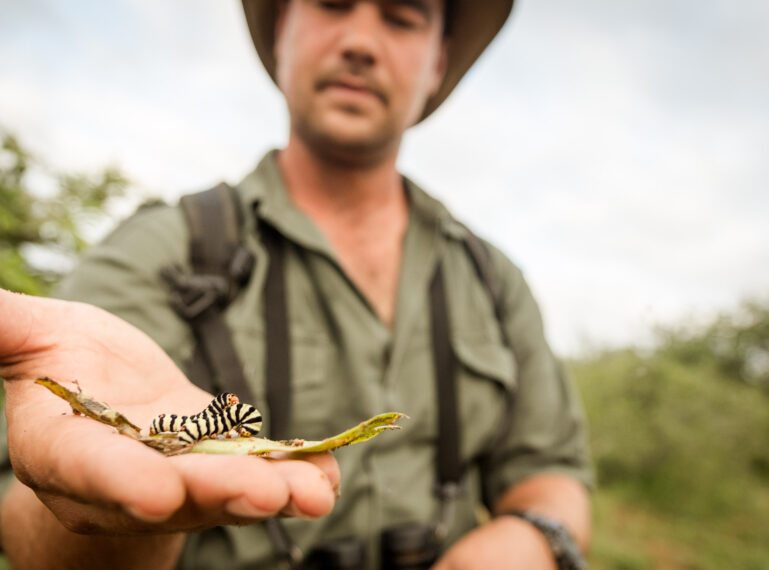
left=149, top=392, right=239, bottom=434
left=149, top=393, right=263, bottom=445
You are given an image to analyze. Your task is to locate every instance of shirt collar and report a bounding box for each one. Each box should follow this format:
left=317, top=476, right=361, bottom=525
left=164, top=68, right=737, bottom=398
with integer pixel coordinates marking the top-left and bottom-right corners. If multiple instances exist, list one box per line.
left=237, top=149, right=336, bottom=259
left=236, top=149, right=467, bottom=251
left=401, top=175, right=469, bottom=241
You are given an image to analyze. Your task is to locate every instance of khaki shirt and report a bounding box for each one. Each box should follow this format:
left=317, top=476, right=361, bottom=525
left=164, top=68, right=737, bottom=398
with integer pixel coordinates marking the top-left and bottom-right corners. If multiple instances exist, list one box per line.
left=51, top=151, right=591, bottom=569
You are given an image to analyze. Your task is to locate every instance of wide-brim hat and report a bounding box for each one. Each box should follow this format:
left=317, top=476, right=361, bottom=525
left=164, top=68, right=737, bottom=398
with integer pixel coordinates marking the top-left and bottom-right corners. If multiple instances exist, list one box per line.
left=242, top=0, right=515, bottom=122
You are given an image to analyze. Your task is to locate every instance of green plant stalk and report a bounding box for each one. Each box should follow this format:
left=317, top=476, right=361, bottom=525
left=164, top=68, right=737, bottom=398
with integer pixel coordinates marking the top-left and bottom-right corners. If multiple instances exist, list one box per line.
left=189, top=412, right=406, bottom=456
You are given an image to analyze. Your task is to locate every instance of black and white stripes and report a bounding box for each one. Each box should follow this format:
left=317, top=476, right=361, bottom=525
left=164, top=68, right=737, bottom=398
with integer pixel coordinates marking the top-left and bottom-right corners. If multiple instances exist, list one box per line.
left=149, top=393, right=263, bottom=445
left=201, top=392, right=241, bottom=416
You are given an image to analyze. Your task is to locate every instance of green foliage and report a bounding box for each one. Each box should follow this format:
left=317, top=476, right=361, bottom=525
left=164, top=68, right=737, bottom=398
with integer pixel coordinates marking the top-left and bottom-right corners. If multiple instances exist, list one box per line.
left=575, top=350, right=769, bottom=518
left=658, top=300, right=769, bottom=393
left=0, top=130, right=128, bottom=295
left=571, top=300, right=769, bottom=568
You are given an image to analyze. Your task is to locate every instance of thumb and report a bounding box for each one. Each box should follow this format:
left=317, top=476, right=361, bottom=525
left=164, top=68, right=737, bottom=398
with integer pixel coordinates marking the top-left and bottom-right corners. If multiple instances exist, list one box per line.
left=0, top=289, right=52, bottom=360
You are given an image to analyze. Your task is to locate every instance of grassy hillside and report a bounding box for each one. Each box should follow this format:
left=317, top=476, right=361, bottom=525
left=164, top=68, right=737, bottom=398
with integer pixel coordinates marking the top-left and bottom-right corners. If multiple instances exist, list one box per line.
left=573, top=300, right=769, bottom=569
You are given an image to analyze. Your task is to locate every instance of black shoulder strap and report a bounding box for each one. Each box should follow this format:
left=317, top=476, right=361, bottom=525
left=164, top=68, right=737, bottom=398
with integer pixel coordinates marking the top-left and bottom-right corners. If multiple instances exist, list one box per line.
left=165, top=187, right=298, bottom=567
left=461, top=228, right=518, bottom=508
left=461, top=231, right=510, bottom=347
left=161, top=183, right=255, bottom=401
left=430, top=263, right=462, bottom=487
left=431, top=224, right=517, bottom=522
left=182, top=182, right=243, bottom=276
left=260, top=223, right=292, bottom=440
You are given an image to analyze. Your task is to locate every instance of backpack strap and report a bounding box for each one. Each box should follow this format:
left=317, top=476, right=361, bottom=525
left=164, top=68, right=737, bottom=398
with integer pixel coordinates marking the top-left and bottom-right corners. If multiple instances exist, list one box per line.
left=461, top=231, right=510, bottom=347
left=260, top=222, right=292, bottom=440
left=160, top=183, right=255, bottom=400
left=164, top=185, right=299, bottom=567
left=460, top=228, right=518, bottom=509
left=260, top=222, right=298, bottom=567
left=432, top=224, right=518, bottom=534
left=430, top=262, right=463, bottom=540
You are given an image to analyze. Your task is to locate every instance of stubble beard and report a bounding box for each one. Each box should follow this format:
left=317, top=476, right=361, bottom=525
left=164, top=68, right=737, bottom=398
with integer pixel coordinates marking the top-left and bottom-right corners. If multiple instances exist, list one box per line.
left=291, top=104, right=402, bottom=169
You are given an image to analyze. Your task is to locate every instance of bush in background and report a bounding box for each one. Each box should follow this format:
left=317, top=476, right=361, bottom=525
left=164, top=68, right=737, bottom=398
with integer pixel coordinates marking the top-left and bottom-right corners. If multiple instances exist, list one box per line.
left=572, top=300, right=769, bottom=568
left=0, top=130, right=128, bottom=295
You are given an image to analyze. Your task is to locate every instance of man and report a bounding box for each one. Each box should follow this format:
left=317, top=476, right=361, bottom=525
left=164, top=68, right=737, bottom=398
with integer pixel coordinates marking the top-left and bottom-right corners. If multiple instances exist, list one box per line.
left=1, top=0, right=592, bottom=568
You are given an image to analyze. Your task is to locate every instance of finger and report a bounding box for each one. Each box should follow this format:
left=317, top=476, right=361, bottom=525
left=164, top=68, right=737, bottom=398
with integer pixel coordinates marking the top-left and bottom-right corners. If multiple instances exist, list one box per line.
left=298, top=453, right=341, bottom=493
left=11, top=415, right=186, bottom=522
left=170, top=454, right=290, bottom=519
left=271, top=458, right=337, bottom=518
left=34, top=454, right=339, bottom=534
left=0, top=289, right=51, bottom=364
left=171, top=454, right=336, bottom=522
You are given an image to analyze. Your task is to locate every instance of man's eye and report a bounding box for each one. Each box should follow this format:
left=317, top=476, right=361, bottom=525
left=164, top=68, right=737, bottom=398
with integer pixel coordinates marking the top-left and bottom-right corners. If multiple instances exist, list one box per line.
left=385, top=6, right=428, bottom=30
left=387, top=14, right=417, bottom=29
left=317, top=0, right=351, bottom=11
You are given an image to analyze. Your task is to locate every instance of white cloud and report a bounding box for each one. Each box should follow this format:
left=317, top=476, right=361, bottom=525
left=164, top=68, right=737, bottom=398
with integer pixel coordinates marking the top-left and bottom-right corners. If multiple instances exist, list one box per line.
left=2, top=0, right=767, bottom=354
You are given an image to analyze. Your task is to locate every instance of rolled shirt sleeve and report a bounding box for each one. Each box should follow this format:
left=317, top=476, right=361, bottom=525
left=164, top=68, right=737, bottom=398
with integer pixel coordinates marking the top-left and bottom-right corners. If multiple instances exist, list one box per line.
left=479, top=244, right=594, bottom=507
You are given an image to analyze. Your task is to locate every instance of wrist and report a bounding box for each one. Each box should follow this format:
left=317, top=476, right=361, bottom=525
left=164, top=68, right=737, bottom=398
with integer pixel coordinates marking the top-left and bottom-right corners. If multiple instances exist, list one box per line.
left=494, top=510, right=587, bottom=570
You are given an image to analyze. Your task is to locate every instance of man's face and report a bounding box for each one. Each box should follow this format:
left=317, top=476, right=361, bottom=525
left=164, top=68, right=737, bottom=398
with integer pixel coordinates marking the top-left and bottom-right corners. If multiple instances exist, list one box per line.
left=275, top=0, right=447, bottom=164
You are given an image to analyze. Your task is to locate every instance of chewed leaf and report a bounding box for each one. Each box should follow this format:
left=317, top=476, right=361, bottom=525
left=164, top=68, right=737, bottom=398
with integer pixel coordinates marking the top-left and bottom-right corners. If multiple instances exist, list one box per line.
left=36, top=376, right=406, bottom=456
left=189, top=412, right=407, bottom=456
left=35, top=376, right=141, bottom=436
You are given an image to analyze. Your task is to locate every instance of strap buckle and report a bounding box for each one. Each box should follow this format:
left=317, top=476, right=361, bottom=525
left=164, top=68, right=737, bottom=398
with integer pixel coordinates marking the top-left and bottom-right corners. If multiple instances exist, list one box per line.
left=229, top=245, right=255, bottom=286
left=162, top=266, right=231, bottom=320
left=275, top=545, right=304, bottom=570
left=433, top=480, right=464, bottom=541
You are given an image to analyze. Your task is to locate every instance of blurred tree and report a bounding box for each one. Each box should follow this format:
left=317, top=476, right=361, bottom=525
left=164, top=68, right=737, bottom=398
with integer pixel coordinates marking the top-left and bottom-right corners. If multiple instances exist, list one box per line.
left=573, top=299, right=769, bottom=520
left=0, top=131, right=128, bottom=295
left=658, top=300, right=769, bottom=394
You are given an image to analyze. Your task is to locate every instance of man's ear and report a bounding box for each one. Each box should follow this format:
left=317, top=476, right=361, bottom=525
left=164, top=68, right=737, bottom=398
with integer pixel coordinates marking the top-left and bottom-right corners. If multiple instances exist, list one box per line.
left=428, top=39, right=449, bottom=97
left=274, top=0, right=289, bottom=62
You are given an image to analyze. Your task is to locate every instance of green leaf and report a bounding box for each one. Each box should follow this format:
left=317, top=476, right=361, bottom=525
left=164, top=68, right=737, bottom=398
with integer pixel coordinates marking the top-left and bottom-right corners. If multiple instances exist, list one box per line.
left=35, top=376, right=406, bottom=456
left=189, top=412, right=406, bottom=456
left=0, top=130, right=130, bottom=294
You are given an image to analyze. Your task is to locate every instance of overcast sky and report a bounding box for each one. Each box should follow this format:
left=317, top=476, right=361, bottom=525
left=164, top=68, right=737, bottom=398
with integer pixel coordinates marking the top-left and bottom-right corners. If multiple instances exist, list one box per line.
left=2, top=0, right=768, bottom=355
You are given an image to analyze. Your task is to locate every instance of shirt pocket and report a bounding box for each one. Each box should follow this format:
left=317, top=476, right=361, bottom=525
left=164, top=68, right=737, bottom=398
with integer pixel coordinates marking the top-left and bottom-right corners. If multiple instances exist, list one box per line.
left=289, top=329, right=335, bottom=439
left=452, top=336, right=518, bottom=461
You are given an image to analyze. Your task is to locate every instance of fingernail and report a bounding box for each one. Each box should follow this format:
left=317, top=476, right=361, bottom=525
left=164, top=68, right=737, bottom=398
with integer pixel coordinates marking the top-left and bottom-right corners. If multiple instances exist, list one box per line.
left=225, top=496, right=271, bottom=519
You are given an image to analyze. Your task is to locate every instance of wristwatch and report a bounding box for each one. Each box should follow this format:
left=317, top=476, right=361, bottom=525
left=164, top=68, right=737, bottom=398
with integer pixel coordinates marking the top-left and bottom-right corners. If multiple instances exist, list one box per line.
left=495, top=510, right=587, bottom=570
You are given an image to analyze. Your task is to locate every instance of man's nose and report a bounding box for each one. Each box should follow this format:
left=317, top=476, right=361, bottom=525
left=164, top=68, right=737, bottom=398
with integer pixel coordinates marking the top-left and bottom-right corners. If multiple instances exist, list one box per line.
left=339, top=3, right=382, bottom=70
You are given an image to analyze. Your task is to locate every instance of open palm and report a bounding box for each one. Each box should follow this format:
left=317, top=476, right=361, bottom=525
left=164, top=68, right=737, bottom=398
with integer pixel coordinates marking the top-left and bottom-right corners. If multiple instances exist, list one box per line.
left=0, top=289, right=339, bottom=536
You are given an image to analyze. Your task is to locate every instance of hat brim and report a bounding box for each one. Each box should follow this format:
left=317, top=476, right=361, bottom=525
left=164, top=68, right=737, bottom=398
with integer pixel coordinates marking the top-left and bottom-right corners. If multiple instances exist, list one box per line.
left=241, top=0, right=514, bottom=123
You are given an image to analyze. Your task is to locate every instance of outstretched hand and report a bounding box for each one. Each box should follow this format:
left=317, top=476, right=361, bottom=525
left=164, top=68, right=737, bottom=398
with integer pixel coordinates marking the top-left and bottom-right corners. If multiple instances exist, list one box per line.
left=0, top=289, right=340, bottom=535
